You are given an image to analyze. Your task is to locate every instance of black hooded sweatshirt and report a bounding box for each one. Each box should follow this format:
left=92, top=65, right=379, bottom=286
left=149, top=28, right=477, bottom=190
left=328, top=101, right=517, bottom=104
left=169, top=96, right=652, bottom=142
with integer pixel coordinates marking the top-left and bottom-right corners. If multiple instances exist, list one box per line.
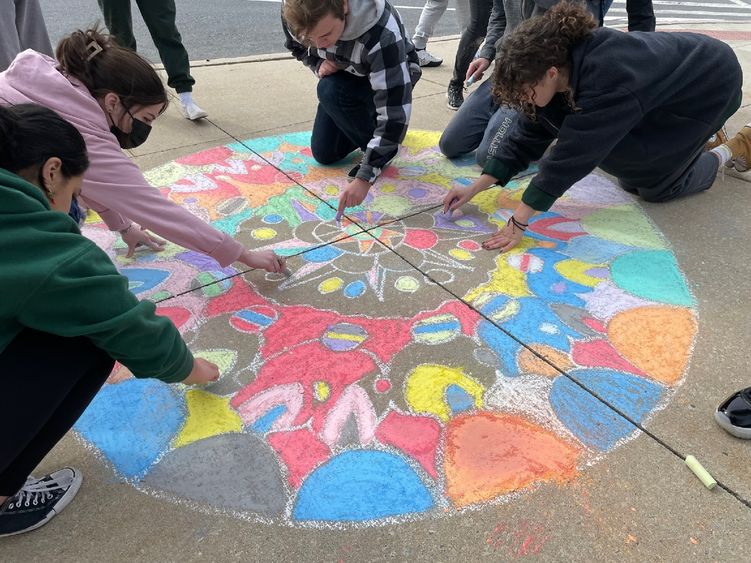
left=483, top=27, right=743, bottom=210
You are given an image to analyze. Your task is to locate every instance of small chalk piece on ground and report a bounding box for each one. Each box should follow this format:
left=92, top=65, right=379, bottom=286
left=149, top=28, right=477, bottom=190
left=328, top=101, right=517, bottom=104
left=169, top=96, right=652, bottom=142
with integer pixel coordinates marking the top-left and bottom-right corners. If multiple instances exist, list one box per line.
left=685, top=455, right=717, bottom=489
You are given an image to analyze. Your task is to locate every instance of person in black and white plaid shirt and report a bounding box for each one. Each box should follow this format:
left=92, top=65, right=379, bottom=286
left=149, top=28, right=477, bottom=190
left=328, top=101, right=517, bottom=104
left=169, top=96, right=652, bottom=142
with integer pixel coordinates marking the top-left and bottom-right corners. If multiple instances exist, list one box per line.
left=282, top=0, right=421, bottom=219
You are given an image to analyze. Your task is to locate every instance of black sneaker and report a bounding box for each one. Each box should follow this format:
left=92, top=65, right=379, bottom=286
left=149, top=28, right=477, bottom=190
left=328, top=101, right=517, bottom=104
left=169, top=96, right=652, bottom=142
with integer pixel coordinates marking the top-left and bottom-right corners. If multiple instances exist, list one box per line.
left=447, top=81, right=464, bottom=111
left=0, top=467, right=82, bottom=537
left=715, top=387, right=751, bottom=439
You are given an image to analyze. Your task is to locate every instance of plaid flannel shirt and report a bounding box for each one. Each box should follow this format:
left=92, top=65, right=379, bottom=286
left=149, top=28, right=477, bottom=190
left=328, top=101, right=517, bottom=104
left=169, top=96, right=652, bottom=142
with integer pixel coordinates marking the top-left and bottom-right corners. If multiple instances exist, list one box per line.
left=283, top=2, right=421, bottom=184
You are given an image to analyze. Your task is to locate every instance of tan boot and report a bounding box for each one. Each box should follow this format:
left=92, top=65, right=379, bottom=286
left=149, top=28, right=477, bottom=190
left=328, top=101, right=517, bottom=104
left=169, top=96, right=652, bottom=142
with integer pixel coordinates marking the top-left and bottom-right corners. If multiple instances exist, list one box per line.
left=705, top=127, right=728, bottom=151
left=725, top=126, right=751, bottom=173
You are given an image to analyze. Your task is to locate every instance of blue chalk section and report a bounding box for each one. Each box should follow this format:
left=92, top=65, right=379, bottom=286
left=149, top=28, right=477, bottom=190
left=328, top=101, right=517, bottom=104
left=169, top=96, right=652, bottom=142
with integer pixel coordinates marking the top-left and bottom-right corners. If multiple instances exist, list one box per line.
left=233, top=132, right=312, bottom=154
left=550, top=369, right=664, bottom=451
left=483, top=297, right=581, bottom=352
left=611, top=250, right=695, bottom=307
left=344, top=280, right=367, bottom=298
left=304, top=245, right=343, bottom=263
left=263, top=214, right=284, bottom=224
left=74, top=379, right=184, bottom=480
left=526, top=248, right=592, bottom=307
left=293, top=450, right=434, bottom=521
left=121, top=268, right=170, bottom=295
left=562, top=235, right=634, bottom=264
left=250, top=405, right=287, bottom=433
left=446, top=384, right=475, bottom=415
left=413, top=320, right=461, bottom=335
left=478, top=320, right=521, bottom=376
left=235, top=309, right=274, bottom=328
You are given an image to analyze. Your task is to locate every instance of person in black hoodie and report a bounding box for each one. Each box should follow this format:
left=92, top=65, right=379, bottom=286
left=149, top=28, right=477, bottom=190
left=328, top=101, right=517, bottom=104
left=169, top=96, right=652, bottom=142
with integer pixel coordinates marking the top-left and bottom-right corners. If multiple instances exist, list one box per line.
left=443, top=1, right=750, bottom=253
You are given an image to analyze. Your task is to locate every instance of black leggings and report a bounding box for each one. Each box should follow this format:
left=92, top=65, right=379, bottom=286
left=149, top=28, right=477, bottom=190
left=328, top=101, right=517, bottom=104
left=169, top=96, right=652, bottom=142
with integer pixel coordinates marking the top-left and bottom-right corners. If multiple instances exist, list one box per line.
left=0, top=329, right=114, bottom=496
left=451, top=0, right=493, bottom=84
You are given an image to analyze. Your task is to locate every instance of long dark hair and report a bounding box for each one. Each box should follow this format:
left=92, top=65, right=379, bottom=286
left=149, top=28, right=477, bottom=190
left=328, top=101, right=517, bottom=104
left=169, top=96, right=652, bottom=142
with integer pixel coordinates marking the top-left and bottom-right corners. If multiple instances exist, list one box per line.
left=493, top=1, right=597, bottom=116
left=0, top=104, right=89, bottom=196
left=56, top=27, right=168, bottom=110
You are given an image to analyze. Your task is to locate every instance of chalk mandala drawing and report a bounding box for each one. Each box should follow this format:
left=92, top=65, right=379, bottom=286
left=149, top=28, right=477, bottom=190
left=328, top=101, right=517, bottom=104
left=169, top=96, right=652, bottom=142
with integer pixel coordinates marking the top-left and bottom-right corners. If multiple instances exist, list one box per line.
left=75, top=131, right=697, bottom=526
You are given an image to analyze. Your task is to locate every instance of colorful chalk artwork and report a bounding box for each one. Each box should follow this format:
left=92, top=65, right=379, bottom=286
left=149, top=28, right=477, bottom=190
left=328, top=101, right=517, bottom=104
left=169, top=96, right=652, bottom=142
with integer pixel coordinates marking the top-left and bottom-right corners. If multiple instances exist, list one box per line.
left=75, top=131, right=697, bottom=525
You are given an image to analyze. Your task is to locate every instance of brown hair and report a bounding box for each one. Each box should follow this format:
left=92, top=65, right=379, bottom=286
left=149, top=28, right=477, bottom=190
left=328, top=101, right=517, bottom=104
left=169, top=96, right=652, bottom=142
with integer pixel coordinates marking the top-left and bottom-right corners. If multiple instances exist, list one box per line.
left=493, top=1, right=596, bottom=117
left=56, top=28, right=168, bottom=111
left=282, top=0, right=346, bottom=39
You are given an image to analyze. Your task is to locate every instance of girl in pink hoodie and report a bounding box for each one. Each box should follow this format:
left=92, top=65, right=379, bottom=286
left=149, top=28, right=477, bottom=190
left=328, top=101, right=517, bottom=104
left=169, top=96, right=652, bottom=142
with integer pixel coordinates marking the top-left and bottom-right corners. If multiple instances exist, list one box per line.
left=0, top=28, right=286, bottom=273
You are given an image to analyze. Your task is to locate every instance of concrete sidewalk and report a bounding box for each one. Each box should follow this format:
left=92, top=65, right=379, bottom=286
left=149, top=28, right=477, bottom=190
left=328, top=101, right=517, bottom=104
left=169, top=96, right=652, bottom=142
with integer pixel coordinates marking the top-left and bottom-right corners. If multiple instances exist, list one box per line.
left=6, top=24, right=751, bottom=562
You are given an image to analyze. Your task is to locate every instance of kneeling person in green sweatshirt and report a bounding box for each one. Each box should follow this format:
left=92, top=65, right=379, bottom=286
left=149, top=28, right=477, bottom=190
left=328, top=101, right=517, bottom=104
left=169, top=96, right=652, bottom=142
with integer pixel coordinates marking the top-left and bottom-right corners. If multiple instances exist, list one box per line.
left=0, top=104, right=219, bottom=537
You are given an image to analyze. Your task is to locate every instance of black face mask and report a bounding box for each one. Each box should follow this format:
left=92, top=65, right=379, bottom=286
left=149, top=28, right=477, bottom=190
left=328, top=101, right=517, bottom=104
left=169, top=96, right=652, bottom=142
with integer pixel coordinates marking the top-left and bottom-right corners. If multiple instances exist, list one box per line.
left=110, top=105, right=152, bottom=149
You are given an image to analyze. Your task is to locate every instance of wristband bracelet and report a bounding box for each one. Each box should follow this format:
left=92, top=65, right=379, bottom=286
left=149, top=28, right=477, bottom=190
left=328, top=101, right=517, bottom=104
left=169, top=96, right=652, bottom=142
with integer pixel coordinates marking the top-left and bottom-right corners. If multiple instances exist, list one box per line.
left=508, top=216, right=528, bottom=231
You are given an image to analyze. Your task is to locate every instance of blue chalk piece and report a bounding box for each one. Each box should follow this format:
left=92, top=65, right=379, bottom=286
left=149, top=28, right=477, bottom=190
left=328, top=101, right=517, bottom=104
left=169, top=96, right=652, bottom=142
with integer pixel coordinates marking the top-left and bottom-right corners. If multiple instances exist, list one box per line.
left=292, top=450, right=434, bottom=521
left=550, top=368, right=663, bottom=451
left=446, top=384, right=475, bottom=415
left=250, top=405, right=287, bottom=434
left=74, top=379, right=184, bottom=480
left=121, top=268, right=170, bottom=295
left=343, top=280, right=366, bottom=298
left=304, top=245, right=343, bottom=263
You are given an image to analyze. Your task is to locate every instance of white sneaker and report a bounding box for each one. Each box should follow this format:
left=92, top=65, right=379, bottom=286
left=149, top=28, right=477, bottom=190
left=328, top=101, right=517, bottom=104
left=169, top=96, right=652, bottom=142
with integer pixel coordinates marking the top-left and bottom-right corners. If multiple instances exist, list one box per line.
left=416, top=48, right=443, bottom=68
left=181, top=100, right=208, bottom=121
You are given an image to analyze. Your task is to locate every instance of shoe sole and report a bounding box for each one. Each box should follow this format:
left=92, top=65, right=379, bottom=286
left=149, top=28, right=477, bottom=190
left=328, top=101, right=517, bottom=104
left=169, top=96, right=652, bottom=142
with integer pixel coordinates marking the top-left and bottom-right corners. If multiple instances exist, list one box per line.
left=714, top=410, right=751, bottom=439
left=446, top=102, right=460, bottom=111
left=186, top=112, right=208, bottom=121
left=419, top=61, right=443, bottom=68
left=0, top=469, right=83, bottom=537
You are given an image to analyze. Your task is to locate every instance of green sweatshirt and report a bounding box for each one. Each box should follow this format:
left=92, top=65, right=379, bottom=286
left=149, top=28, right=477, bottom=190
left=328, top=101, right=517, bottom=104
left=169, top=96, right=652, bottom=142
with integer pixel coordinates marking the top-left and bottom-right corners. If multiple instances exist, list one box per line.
left=0, top=168, right=193, bottom=383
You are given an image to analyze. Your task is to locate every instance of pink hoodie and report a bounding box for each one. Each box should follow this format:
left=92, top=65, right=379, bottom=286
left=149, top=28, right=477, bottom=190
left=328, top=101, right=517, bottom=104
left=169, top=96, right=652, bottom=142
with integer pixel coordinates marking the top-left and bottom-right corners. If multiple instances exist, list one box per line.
left=0, top=50, right=244, bottom=267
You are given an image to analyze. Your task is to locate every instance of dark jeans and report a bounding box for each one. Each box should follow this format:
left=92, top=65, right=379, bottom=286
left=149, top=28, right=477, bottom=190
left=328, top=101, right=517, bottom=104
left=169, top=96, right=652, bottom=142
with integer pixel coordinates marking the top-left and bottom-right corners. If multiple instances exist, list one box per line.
left=451, top=0, right=493, bottom=85
left=97, top=0, right=195, bottom=92
left=0, top=329, right=114, bottom=496
left=624, top=152, right=720, bottom=202
left=627, top=0, right=656, bottom=31
left=439, top=79, right=519, bottom=165
left=311, top=72, right=378, bottom=165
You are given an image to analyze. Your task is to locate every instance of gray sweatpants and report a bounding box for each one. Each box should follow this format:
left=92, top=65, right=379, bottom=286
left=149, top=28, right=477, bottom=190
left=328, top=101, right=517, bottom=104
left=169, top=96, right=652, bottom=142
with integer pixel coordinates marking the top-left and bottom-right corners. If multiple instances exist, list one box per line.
left=412, top=0, right=471, bottom=50
left=0, top=0, right=53, bottom=71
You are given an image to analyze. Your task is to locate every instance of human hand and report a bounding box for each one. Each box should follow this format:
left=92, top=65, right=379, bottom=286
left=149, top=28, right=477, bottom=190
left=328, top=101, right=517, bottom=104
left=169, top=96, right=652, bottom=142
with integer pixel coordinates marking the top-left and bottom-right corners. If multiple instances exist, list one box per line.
left=443, top=184, right=478, bottom=216
left=318, top=60, right=339, bottom=78
left=239, top=249, right=286, bottom=273
left=482, top=216, right=528, bottom=253
left=466, top=58, right=491, bottom=84
left=121, top=224, right=167, bottom=258
left=182, top=358, right=220, bottom=385
left=336, top=177, right=371, bottom=221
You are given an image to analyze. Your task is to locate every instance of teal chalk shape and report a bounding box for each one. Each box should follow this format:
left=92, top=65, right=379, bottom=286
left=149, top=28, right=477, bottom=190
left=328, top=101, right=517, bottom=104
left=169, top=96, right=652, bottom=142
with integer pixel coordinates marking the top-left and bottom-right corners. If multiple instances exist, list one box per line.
left=611, top=250, right=694, bottom=306
left=293, top=450, right=434, bottom=521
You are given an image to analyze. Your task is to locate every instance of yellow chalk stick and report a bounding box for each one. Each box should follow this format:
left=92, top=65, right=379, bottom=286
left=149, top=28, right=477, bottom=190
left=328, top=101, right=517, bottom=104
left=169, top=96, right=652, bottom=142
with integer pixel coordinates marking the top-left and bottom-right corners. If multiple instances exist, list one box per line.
left=685, top=455, right=717, bottom=489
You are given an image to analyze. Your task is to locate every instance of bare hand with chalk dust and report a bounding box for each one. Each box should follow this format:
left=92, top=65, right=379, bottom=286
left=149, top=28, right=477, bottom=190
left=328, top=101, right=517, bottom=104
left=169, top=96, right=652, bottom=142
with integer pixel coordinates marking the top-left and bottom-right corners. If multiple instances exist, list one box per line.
left=336, top=177, right=371, bottom=221
left=238, top=249, right=286, bottom=274
left=182, top=358, right=220, bottom=385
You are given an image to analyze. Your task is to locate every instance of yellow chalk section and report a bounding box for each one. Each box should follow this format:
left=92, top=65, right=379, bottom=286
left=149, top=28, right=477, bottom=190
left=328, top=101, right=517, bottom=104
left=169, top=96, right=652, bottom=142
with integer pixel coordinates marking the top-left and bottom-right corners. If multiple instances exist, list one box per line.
left=324, top=331, right=367, bottom=344
left=405, top=364, right=485, bottom=422
left=173, top=390, right=243, bottom=448
left=314, top=381, right=330, bottom=401
left=464, top=252, right=531, bottom=303
left=555, top=259, right=605, bottom=287
left=685, top=455, right=717, bottom=489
